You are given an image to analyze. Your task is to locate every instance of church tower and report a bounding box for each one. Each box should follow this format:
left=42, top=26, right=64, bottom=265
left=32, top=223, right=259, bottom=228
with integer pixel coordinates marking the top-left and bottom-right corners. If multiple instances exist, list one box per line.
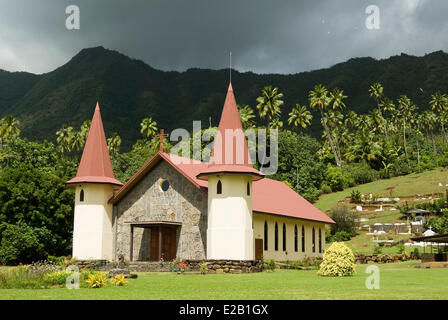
left=197, top=83, right=264, bottom=260
left=66, top=103, right=123, bottom=260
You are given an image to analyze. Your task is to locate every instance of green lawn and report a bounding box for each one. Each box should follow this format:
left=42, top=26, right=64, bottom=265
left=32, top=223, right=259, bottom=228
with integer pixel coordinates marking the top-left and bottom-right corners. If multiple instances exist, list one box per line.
left=1, top=261, right=447, bottom=300
left=315, top=168, right=448, bottom=213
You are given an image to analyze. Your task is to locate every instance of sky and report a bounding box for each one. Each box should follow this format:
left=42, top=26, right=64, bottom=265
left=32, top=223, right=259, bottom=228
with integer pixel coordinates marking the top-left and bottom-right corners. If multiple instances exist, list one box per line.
left=0, top=0, right=446, bottom=74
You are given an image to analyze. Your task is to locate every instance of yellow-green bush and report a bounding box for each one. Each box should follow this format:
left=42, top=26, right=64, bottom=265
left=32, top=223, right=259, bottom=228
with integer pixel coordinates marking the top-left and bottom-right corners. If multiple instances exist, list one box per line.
left=85, top=272, right=108, bottom=288
left=110, top=274, right=127, bottom=286
left=317, top=242, right=356, bottom=277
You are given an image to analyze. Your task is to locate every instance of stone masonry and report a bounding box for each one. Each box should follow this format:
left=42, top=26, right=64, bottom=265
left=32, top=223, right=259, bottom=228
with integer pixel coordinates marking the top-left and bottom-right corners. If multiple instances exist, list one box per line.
left=113, top=160, right=208, bottom=261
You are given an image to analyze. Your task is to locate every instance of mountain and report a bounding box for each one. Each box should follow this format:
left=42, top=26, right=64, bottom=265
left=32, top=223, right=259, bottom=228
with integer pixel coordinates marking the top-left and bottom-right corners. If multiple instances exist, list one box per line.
left=3, top=46, right=448, bottom=150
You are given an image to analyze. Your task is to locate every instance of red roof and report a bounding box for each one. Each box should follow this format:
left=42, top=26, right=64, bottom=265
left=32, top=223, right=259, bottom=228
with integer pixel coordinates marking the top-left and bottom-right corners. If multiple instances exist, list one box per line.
left=197, top=83, right=263, bottom=181
left=66, top=103, right=123, bottom=187
left=111, top=152, right=334, bottom=224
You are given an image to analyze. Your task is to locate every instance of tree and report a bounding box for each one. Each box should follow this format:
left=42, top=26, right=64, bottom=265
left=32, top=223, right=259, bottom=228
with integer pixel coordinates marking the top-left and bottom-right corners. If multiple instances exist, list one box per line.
left=56, top=124, right=75, bottom=153
left=237, top=104, right=256, bottom=129
left=397, top=95, right=417, bottom=164
left=419, top=110, right=438, bottom=155
left=369, top=82, right=388, bottom=138
left=140, top=117, right=158, bottom=139
left=0, top=115, right=20, bottom=144
left=107, top=132, right=122, bottom=156
left=256, top=86, right=284, bottom=127
left=430, top=91, right=448, bottom=142
left=288, top=104, right=312, bottom=132
left=309, top=84, right=342, bottom=171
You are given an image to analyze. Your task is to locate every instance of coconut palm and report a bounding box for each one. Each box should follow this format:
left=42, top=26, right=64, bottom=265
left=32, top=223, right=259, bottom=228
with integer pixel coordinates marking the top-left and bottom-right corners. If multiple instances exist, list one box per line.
left=140, top=117, right=158, bottom=139
left=79, top=120, right=91, bottom=146
left=56, top=124, right=75, bottom=153
left=269, top=118, right=283, bottom=130
left=397, top=95, right=417, bottom=164
left=288, top=104, right=312, bottom=132
left=309, top=84, right=341, bottom=170
left=420, top=110, right=438, bottom=154
left=329, top=88, right=347, bottom=110
left=344, top=110, right=358, bottom=130
left=430, top=91, right=448, bottom=142
left=107, top=132, right=122, bottom=156
left=369, top=82, right=389, bottom=138
left=0, top=115, right=20, bottom=144
left=256, top=86, right=284, bottom=127
left=237, top=104, right=256, bottom=129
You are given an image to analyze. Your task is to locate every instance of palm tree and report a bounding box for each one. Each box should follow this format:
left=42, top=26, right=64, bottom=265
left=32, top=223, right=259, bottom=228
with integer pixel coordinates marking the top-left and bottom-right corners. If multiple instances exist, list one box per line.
left=329, top=88, right=347, bottom=110
left=309, top=84, right=342, bottom=170
left=140, top=117, right=158, bottom=139
left=269, top=118, right=283, bottom=130
left=430, top=91, right=448, bottom=142
left=237, top=104, right=256, bottom=129
left=0, top=115, right=20, bottom=145
left=79, top=120, right=91, bottom=146
left=344, top=110, right=357, bottom=130
left=369, top=82, right=388, bottom=138
left=107, top=132, right=122, bottom=156
left=288, top=104, right=312, bottom=132
left=420, top=110, right=438, bottom=155
left=56, top=124, right=75, bottom=153
left=397, top=95, right=417, bottom=164
left=256, top=86, right=284, bottom=127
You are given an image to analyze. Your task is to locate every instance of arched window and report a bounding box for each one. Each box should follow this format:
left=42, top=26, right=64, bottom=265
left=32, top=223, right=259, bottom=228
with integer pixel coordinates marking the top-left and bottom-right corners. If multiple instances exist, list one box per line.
left=274, top=222, right=278, bottom=251
left=319, top=228, right=322, bottom=253
left=80, top=189, right=84, bottom=202
left=247, top=182, right=250, bottom=196
left=264, top=221, right=268, bottom=251
left=294, top=225, right=298, bottom=252
left=217, top=180, right=222, bottom=194
left=301, top=225, right=305, bottom=252
left=282, top=223, right=286, bottom=251
left=312, top=227, right=316, bottom=253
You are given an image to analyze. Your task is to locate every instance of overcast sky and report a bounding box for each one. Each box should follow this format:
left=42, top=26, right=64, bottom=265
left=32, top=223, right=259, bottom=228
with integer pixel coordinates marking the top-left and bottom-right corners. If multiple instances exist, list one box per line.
left=0, top=0, right=446, bottom=74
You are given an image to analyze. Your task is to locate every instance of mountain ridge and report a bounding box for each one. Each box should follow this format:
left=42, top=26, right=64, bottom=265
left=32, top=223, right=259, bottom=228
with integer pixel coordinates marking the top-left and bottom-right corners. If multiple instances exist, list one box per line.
left=3, top=46, right=448, bottom=150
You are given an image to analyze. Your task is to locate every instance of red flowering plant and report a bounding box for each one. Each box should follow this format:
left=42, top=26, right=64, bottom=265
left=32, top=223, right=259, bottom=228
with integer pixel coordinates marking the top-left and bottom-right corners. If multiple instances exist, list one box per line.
left=175, top=263, right=187, bottom=272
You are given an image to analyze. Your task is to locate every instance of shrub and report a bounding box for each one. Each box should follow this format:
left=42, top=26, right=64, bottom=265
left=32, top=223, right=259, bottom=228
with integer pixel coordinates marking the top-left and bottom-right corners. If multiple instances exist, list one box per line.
left=264, top=259, right=276, bottom=271
left=373, top=245, right=383, bottom=255
left=413, top=247, right=420, bottom=259
left=344, top=162, right=379, bottom=185
left=317, top=242, right=356, bottom=277
left=350, top=190, right=362, bottom=204
left=110, top=274, right=127, bottom=286
left=199, top=262, right=207, bottom=275
left=320, top=184, right=332, bottom=194
left=395, top=243, right=405, bottom=254
left=329, top=205, right=358, bottom=237
left=325, top=165, right=347, bottom=191
left=85, top=272, right=108, bottom=288
left=0, top=222, right=51, bottom=264
left=331, top=231, right=352, bottom=242
left=44, top=270, right=69, bottom=286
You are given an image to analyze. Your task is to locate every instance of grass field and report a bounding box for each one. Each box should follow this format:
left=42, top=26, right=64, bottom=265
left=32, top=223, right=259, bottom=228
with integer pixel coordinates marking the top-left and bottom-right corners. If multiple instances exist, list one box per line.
left=0, top=261, right=447, bottom=300
left=315, top=168, right=448, bottom=213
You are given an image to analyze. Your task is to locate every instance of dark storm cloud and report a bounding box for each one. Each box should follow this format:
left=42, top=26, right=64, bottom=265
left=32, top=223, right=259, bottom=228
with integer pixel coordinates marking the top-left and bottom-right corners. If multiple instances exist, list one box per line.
left=0, top=0, right=445, bottom=74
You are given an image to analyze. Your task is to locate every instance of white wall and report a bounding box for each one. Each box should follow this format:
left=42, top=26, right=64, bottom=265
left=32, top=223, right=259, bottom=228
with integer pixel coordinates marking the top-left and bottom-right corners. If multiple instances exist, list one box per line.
left=253, top=213, right=326, bottom=261
left=207, top=175, right=253, bottom=260
left=72, top=184, right=114, bottom=260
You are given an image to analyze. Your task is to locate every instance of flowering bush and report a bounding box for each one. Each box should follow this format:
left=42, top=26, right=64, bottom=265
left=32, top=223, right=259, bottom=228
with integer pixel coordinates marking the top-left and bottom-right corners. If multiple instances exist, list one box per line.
left=317, top=242, right=356, bottom=277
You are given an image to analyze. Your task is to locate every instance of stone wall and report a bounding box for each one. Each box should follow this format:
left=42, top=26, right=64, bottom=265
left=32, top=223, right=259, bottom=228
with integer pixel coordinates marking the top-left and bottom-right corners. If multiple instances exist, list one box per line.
left=186, top=260, right=263, bottom=273
left=114, top=160, right=208, bottom=261
left=354, top=253, right=413, bottom=264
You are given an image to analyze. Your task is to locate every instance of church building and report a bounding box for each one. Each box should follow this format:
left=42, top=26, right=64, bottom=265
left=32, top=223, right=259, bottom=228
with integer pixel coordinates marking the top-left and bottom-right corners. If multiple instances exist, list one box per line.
left=66, top=83, right=334, bottom=263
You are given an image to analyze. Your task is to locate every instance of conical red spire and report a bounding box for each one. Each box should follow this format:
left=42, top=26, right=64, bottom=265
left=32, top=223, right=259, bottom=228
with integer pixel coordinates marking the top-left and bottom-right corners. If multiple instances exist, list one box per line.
left=66, top=102, right=123, bottom=187
left=197, top=83, right=263, bottom=181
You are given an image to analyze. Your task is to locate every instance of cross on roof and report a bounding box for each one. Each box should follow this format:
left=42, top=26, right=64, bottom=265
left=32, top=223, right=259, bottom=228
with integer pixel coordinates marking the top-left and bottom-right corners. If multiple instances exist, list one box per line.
left=157, top=129, right=169, bottom=152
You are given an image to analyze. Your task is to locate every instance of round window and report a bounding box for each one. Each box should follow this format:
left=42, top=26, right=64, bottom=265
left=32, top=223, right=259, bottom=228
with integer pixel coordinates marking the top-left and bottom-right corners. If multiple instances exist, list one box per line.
left=160, top=179, right=170, bottom=192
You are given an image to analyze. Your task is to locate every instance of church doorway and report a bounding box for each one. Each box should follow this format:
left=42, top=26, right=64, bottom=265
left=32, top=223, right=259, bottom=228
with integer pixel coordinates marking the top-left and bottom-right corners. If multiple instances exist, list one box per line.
left=149, top=226, right=177, bottom=261
left=128, top=222, right=180, bottom=262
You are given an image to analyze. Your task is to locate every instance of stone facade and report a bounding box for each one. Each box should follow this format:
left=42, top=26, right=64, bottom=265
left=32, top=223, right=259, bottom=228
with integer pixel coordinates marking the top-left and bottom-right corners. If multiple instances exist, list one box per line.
left=113, top=160, right=208, bottom=261
left=354, top=253, right=413, bottom=264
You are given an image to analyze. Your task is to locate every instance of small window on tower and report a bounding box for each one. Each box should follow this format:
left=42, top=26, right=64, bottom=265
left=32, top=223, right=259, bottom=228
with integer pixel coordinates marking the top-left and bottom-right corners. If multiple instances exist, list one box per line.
left=247, top=182, right=250, bottom=196
left=80, top=189, right=84, bottom=202
left=217, top=180, right=222, bottom=194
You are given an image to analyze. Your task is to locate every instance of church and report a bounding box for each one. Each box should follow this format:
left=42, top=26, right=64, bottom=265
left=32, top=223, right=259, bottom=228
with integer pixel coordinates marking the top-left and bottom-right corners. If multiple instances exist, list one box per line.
left=66, top=83, right=334, bottom=263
